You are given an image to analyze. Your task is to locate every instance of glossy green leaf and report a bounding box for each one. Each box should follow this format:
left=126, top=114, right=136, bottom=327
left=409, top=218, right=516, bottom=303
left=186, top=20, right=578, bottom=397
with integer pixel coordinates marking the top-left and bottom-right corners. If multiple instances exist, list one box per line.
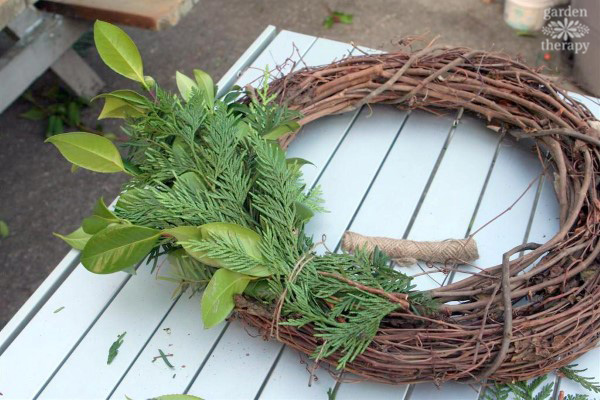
left=201, top=268, right=251, bottom=329
left=53, top=227, right=92, bottom=250
left=153, top=395, right=203, bottom=400
left=81, top=224, right=160, bottom=274
left=295, top=201, right=314, bottom=222
left=46, top=132, right=125, bottom=173
left=162, top=226, right=203, bottom=243
left=175, top=71, right=197, bottom=102
left=92, top=89, right=148, bottom=107
left=98, top=97, right=146, bottom=120
left=263, top=121, right=300, bottom=140
left=193, top=69, right=215, bottom=106
left=82, top=215, right=114, bottom=234
left=93, top=20, right=145, bottom=84
left=165, top=223, right=269, bottom=277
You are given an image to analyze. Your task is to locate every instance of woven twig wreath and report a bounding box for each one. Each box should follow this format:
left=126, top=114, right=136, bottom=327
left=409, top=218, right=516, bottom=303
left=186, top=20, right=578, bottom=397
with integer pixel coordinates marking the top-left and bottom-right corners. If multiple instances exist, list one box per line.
left=234, top=40, right=600, bottom=385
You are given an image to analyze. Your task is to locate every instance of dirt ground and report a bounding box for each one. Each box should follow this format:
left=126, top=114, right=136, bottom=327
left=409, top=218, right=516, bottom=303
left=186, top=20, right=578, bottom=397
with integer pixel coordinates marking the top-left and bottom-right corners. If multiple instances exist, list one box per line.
left=0, top=0, right=583, bottom=328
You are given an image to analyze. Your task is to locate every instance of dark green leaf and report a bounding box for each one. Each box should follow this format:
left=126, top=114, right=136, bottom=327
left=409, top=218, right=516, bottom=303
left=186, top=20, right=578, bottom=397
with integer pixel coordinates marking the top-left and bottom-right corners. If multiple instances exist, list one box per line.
left=20, top=107, right=45, bottom=121
left=67, top=102, right=80, bottom=126
left=295, top=201, right=314, bottom=222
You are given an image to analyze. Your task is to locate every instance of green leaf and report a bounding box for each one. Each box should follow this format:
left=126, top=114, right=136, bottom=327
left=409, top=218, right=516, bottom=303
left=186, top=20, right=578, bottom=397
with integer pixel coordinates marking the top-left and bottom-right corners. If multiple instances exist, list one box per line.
left=295, top=201, right=314, bottom=222
left=286, top=157, right=314, bottom=172
left=107, top=331, right=126, bottom=364
left=46, top=115, right=64, bottom=137
left=20, top=107, right=45, bottom=121
left=81, top=225, right=160, bottom=274
left=0, top=220, right=9, bottom=238
left=152, top=395, right=204, bottom=400
left=262, top=121, right=300, bottom=140
left=46, top=132, right=125, bottom=173
left=67, top=102, right=80, bottom=126
left=53, top=227, right=92, bottom=250
left=98, top=96, right=146, bottom=120
left=162, top=226, right=203, bottom=243
left=198, top=222, right=267, bottom=272
left=193, top=69, right=215, bottom=106
left=175, top=71, right=197, bottom=102
left=201, top=268, right=251, bottom=328
left=115, top=188, right=145, bottom=211
left=173, top=172, right=204, bottom=192
left=93, top=20, right=145, bottom=84
left=82, top=215, right=115, bottom=234
left=92, top=89, right=148, bottom=107
left=93, top=197, right=118, bottom=219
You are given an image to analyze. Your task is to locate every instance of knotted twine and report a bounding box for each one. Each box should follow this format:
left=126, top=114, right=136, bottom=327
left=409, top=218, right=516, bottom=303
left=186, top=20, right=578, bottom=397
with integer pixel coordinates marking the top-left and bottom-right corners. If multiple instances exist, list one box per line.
left=341, top=231, right=479, bottom=266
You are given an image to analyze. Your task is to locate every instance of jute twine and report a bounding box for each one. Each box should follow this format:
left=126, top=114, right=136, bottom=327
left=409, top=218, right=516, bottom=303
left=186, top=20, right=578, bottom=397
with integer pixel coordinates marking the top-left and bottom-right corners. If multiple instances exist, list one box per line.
left=341, top=231, right=479, bottom=266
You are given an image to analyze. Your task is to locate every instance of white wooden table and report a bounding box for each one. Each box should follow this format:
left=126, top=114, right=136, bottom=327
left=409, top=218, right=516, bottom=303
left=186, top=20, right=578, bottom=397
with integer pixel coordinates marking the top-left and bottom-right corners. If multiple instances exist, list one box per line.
left=1, top=26, right=599, bottom=400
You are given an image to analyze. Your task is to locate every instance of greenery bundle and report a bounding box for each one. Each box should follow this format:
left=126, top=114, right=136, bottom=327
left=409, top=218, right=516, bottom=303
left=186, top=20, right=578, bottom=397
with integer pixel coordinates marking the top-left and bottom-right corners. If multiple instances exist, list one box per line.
left=49, top=21, right=600, bottom=396
left=49, top=21, right=431, bottom=372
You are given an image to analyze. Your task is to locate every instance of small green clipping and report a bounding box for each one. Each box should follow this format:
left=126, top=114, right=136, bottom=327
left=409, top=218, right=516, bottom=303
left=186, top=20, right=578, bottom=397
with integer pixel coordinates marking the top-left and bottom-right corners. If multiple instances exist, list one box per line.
left=107, top=332, right=126, bottom=364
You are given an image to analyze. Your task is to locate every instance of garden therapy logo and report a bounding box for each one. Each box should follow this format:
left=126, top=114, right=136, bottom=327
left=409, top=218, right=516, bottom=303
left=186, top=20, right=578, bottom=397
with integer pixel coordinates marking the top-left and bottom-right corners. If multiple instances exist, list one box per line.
left=541, top=7, right=590, bottom=54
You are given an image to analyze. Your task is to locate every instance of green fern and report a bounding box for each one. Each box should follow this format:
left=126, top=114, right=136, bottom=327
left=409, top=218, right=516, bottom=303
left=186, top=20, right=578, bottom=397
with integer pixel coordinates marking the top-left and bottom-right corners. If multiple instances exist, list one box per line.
left=559, top=365, right=600, bottom=394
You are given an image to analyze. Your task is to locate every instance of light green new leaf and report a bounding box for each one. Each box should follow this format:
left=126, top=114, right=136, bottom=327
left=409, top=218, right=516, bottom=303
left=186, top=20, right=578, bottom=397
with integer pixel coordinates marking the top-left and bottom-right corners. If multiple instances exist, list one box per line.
left=175, top=71, right=197, bottom=102
left=201, top=268, right=252, bottom=329
left=92, top=89, right=148, bottom=107
left=295, top=201, right=314, bottom=222
left=193, top=69, right=215, bottom=106
left=98, top=97, right=146, bottom=120
left=82, top=215, right=114, bottom=234
left=93, top=20, right=145, bottom=84
left=115, top=188, right=145, bottom=212
left=92, top=197, right=118, bottom=220
left=54, top=227, right=92, bottom=250
left=263, top=121, right=300, bottom=140
left=152, top=395, right=204, bottom=400
left=173, top=172, right=204, bottom=192
left=162, top=226, right=203, bottom=243
left=46, top=132, right=125, bottom=173
left=286, top=157, right=314, bottom=173
left=81, top=225, right=160, bottom=274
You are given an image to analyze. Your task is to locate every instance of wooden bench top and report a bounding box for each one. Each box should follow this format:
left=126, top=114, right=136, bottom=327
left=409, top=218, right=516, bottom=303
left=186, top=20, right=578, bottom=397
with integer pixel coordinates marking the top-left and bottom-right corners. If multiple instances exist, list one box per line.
left=0, top=26, right=598, bottom=400
left=36, top=0, right=196, bottom=30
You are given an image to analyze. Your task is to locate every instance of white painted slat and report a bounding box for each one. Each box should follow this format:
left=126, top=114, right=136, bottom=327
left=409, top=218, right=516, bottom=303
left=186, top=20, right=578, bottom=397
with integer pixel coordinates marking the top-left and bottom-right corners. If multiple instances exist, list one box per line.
left=453, top=136, right=542, bottom=282
left=183, top=31, right=321, bottom=399
left=403, top=116, right=500, bottom=292
left=335, top=110, right=456, bottom=399
left=0, top=265, right=129, bottom=398
left=108, top=294, right=227, bottom=399
left=37, top=259, right=177, bottom=399
left=104, top=30, right=316, bottom=399
left=234, top=30, right=316, bottom=88
left=258, top=106, right=409, bottom=400
left=407, top=116, right=499, bottom=399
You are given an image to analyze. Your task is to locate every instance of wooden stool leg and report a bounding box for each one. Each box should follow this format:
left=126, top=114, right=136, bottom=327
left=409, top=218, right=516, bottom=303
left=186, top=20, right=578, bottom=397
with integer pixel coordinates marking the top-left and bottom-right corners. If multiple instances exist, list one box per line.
left=50, top=48, right=104, bottom=99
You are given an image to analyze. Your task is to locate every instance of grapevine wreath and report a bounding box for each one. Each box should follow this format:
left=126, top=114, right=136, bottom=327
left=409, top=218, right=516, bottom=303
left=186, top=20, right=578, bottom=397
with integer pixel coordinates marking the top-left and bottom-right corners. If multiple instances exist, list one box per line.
left=49, top=22, right=600, bottom=387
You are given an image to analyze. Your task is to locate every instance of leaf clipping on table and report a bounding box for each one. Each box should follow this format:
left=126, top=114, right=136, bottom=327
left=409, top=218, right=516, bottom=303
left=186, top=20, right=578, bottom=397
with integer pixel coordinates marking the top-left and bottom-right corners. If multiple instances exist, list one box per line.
left=107, top=331, right=126, bottom=364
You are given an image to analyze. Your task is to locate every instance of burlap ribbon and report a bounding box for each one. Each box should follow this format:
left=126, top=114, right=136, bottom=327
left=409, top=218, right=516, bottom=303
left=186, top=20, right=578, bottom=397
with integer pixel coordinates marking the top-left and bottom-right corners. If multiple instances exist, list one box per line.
left=341, top=231, right=479, bottom=266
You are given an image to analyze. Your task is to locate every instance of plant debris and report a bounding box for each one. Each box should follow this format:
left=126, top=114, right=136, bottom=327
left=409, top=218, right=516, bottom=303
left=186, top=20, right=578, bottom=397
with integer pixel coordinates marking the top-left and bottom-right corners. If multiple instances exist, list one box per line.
left=323, top=11, right=353, bottom=28
left=53, top=306, right=65, bottom=314
left=107, top=332, right=126, bottom=364
left=152, top=349, right=174, bottom=369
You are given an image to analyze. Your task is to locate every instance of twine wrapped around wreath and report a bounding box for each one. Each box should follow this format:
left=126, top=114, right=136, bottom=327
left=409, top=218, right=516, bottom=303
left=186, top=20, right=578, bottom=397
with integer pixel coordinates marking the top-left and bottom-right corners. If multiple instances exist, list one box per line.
left=235, top=37, right=600, bottom=385
left=341, top=231, right=479, bottom=266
